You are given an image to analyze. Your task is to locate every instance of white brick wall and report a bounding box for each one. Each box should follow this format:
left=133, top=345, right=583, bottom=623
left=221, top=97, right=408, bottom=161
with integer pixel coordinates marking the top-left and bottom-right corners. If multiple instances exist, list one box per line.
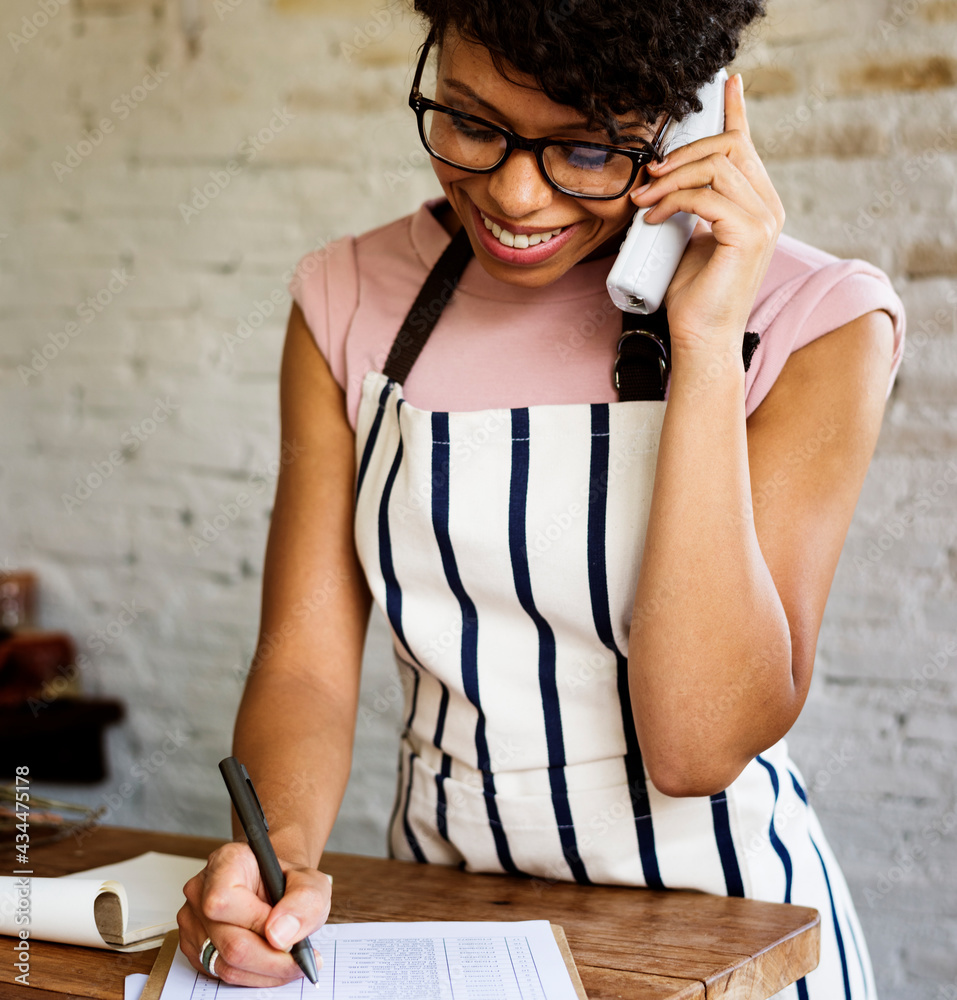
left=1, top=0, right=955, bottom=994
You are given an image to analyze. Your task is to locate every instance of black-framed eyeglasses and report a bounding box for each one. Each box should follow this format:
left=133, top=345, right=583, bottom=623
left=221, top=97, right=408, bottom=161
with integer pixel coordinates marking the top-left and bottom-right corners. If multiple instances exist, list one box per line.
left=408, top=31, right=670, bottom=200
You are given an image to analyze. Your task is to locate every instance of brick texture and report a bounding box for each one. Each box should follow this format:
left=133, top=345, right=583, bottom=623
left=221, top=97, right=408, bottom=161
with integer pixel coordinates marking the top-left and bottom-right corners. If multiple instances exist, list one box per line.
left=1, top=0, right=955, bottom=995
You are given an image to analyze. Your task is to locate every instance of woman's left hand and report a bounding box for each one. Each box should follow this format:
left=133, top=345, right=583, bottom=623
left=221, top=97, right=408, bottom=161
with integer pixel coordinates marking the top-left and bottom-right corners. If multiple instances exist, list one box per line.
left=631, top=73, right=785, bottom=363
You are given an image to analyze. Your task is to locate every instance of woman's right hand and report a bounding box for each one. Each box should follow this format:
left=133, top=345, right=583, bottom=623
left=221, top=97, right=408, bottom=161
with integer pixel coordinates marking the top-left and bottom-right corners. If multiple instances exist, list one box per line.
left=177, top=841, right=331, bottom=988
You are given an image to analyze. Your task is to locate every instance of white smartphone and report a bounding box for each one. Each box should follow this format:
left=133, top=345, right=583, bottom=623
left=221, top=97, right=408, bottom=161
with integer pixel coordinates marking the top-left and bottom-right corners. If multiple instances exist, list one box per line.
left=606, top=68, right=728, bottom=315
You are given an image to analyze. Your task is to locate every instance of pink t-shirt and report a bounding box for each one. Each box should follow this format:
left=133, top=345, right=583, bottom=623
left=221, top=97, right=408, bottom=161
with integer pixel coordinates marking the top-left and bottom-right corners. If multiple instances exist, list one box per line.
left=289, top=199, right=906, bottom=431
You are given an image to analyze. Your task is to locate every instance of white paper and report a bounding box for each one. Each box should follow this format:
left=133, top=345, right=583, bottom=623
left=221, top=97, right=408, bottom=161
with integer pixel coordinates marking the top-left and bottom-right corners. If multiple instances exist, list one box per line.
left=125, top=972, right=150, bottom=1000
left=159, top=920, right=580, bottom=999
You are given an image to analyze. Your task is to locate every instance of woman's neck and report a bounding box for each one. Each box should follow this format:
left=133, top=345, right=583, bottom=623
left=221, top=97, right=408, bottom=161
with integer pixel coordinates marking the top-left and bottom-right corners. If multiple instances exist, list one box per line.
left=435, top=200, right=463, bottom=237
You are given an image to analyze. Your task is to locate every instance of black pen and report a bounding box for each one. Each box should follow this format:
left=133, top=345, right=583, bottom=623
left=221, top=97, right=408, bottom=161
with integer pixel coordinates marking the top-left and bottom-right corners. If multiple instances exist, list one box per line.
left=219, top=756, right=320, bottom=986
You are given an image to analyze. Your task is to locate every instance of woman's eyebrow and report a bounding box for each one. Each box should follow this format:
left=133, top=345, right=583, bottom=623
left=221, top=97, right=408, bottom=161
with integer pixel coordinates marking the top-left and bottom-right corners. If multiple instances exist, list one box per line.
left=617, top=129, right=657, bottom=146
left=442, top=77, right=599, bottom=134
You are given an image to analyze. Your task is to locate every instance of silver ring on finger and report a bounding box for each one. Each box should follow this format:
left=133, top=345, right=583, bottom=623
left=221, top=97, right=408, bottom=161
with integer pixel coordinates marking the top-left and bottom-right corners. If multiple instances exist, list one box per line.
left=200, top=937, right=220, bottom=979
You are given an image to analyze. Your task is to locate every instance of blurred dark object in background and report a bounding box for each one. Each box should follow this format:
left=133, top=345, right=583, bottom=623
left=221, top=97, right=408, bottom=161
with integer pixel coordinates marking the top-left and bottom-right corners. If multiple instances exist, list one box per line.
left=0, top=630, right=77, bottom=708
left=0, top=570, right=36, bottom=632
left=0, top=571, right=123, bottom=783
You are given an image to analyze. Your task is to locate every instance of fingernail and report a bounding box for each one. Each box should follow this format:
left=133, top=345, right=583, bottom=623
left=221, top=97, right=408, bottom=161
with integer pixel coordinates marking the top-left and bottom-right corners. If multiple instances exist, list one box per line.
left=633, top=182, right=651, bottom=196
left=649, top=156, right=668, bottom=170
left=270, top=914, right=300, bottom=952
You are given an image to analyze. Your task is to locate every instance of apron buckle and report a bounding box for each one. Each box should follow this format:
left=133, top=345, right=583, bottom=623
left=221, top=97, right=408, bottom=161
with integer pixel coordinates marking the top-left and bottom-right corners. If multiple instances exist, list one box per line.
left=614, top=329, right=671, bottom=397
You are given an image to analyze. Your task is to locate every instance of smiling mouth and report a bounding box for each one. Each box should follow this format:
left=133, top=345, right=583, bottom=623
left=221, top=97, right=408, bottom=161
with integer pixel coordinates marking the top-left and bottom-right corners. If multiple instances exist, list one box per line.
left=478, top=209, right=568, bottom=249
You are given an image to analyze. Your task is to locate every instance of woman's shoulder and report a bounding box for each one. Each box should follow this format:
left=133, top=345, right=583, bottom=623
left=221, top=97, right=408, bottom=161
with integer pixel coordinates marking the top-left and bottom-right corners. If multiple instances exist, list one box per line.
left=286, top=204, right=436, bottom=381
left=755, top=231, right=901, bottom=324
left=289, top=206, right=424, bottom=286
left=288, top=202, right=443, bottom=314
left=744, top=231, right=907, bottom=417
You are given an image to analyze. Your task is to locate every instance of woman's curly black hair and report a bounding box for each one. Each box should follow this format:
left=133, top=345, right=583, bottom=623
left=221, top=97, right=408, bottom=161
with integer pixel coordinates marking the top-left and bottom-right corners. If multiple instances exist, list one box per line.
left=412, top=0, right=766, bottom=139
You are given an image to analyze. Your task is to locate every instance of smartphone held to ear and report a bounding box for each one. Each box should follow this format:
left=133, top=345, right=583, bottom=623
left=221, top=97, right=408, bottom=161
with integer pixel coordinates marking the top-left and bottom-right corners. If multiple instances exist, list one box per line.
left=606, top=68, right=728, bottom=315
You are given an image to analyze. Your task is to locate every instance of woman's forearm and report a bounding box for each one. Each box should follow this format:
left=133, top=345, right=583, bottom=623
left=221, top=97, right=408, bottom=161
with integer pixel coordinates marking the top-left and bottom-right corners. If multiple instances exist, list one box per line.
left=231, top=657, right=363, bottom=869
left=628, top=348, right=796, bottom=797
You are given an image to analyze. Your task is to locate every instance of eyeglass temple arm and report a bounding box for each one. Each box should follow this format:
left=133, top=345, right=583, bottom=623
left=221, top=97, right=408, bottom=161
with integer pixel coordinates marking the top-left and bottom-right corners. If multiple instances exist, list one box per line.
left=410, top=28, right=438, bottom=98
left=648, top=113, right=672, bottom=160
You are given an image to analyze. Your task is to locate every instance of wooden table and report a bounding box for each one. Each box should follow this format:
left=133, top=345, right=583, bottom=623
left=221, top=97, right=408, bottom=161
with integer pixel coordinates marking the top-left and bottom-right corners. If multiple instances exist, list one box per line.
left=1, top=825, right=819, bottom=999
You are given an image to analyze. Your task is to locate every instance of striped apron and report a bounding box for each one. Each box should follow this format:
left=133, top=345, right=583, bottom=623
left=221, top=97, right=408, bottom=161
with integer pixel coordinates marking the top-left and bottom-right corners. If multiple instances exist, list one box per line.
left=351, top=237, right=877, bottom=1000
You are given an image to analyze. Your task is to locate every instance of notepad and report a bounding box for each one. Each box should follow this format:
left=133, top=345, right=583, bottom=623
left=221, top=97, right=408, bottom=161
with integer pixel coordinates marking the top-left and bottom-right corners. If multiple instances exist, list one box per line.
left=152, top=921, right=586, bottom=999
left=0, top=852, right=206, bottom=952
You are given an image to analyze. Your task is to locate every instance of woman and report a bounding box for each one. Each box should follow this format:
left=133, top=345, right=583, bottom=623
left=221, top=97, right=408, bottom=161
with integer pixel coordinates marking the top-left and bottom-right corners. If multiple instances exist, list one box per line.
left=178, top=1, right=905, bottom=996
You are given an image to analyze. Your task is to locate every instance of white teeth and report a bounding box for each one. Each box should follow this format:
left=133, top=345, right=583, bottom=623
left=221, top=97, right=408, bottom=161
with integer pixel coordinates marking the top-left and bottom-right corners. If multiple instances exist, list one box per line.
left=479, top=210, right=564, bottom=249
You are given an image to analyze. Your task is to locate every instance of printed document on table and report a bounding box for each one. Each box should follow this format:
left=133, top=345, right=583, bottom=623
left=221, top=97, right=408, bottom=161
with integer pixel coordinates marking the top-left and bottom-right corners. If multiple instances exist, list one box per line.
left=160, top=920, right=581, bottom=999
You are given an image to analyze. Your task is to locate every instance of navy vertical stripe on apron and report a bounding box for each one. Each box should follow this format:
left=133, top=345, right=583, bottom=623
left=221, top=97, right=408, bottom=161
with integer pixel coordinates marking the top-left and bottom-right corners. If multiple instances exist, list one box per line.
left=810, top=834, right=852, bottom=1000
left=356, top=377, right=394, bottom=505
left=586, top=402, right=664, bottom=891
left=379, top=402, right=414, bottom=663
left=433, top=678, right=450, bottom=745
left=710, top=791, right=746, bottom=898
left=508, top=408, right=590, bottom=885
left=757, top=755, right=808, bottom=999
left=845, top=919, right=870, bottom=1000
left=400, top=748, right=427, bottom=863
left=430, top=411, right=521, bottom=876
left=400, top=655, right=425, bottom=861
left=792, top=770, right=853, bottom=1000
left=435, top=751, right=452, bottom=843
left=377, top=398, right=427, bottom=862
left=433, top=678, right=451, bottom=843
left=756, top=755, right=794, bottom=901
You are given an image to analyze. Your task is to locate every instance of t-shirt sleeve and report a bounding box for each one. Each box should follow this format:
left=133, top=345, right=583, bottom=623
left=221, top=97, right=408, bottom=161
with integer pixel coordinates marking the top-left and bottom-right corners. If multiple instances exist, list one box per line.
left=287, top=235, right=359, bottom=392
left=744, top=236, right=906, bottom=418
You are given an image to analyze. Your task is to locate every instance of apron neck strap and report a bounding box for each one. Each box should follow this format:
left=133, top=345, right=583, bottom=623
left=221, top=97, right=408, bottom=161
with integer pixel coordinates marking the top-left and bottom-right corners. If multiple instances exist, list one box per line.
left=382, top=226, right=474, bottom=386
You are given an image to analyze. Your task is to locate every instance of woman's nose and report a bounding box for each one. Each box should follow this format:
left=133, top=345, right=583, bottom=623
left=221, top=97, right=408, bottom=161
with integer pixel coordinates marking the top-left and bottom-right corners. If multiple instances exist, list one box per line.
left=486, top=149, right=553, bottom=219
